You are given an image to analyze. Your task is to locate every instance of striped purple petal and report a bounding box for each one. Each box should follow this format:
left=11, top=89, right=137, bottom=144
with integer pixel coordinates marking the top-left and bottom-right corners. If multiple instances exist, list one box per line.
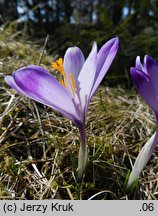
left=90, top=37, right=119, bottom=97
left=130, top=67, right=158, bottom=113
left=5, top=65, right=80, bottom=123
left=78, top=42, right=97, bottom=110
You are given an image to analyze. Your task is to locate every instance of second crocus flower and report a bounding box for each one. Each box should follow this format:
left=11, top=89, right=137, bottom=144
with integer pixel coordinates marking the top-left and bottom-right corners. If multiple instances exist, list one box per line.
left=127, top=55, right=158, bottom=188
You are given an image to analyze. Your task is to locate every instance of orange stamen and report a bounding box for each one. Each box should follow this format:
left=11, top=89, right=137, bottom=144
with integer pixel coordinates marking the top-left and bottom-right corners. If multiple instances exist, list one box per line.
left=70, top=73, right=77, bottom=93
left=52, top=62, right=60, bottom=72
left=52, top=58, right=65, bottom=77
left=52, top=58, right=77, bottom=94
left=57, top=58, right=63, bottom=66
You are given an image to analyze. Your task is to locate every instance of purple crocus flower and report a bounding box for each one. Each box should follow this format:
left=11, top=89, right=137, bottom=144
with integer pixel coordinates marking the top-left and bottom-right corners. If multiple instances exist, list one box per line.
left=127, top=55, right=158, bottom=187
left=4, top=37, right=119, bottom=180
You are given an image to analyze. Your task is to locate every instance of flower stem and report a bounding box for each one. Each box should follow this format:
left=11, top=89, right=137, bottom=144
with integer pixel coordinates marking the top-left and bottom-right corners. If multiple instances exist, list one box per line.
left=77, top=124, right=87, bottom=181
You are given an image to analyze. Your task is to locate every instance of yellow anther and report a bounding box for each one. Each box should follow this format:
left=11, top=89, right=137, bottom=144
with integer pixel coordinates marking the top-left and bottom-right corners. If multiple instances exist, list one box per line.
left=52, top=58, right=77, bottom=95
left=57, top=58, right=63, bottom=66
left=70, top=73, right=77, bottom=93
left=52, top=58, right=65, bottom=77
left=52, top=62, right=60, bottom=71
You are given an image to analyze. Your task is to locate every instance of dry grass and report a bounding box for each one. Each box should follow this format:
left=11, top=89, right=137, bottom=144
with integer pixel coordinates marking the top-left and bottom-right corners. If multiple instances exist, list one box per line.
left=0, top=27, right=157, bottom=200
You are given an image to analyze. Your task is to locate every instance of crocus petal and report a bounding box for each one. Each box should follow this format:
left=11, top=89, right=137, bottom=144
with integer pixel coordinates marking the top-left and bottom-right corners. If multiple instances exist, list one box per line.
left=78, top=42, right=97, bottom=110
left=127, top=130, right=158, bottom=188
left=90, top=37, right=119, bottom=97
left=64, top=47, right=85, bottom=80
left=130, top=68, right=158, bottom=112
left=144, top=55, right=158, bottom=82
left=6, top=66, right=80, bottom=123
left=5, top=75, right=30, bottom=97
left=135, top=56, right=144, bottom=71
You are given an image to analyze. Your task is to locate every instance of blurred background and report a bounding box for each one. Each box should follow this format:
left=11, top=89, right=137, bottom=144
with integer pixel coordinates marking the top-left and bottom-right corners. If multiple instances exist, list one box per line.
left=1, top=0, right=158, bottom=87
